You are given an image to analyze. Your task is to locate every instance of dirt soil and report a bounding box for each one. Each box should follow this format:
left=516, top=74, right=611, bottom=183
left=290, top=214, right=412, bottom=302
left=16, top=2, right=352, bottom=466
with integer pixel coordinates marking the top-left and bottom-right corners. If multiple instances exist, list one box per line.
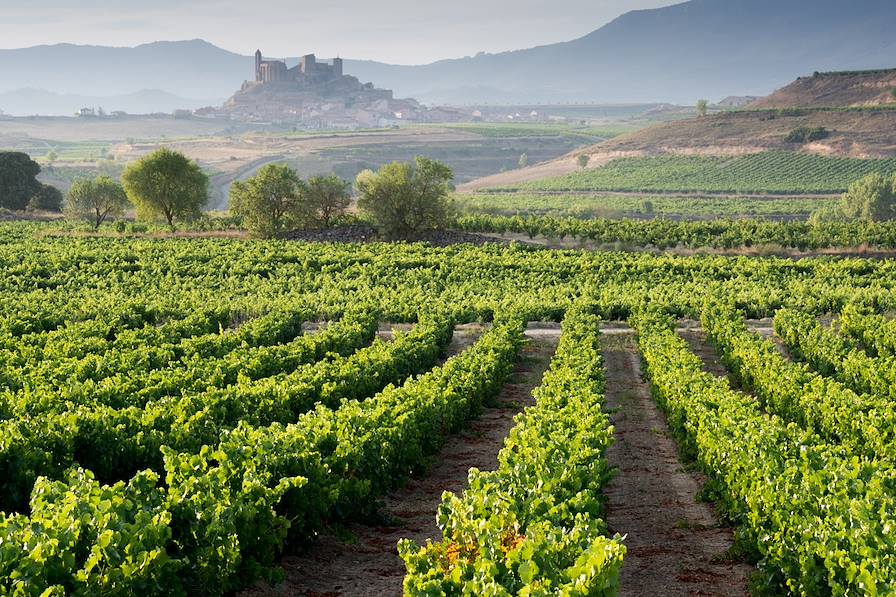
left=601, top=330, right=752, bottom=597
left=240, top=325, right=560, bottom=597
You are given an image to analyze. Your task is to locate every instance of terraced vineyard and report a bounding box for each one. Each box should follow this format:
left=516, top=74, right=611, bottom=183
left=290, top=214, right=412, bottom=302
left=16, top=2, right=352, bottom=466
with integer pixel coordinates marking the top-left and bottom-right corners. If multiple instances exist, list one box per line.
left=3, top=222, right=896, bottom=595
left=505, top=151, right=896, bottom=194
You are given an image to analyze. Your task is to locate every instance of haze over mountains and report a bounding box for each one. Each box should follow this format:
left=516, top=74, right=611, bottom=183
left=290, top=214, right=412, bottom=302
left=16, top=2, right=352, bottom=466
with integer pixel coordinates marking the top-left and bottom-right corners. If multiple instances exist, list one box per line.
left=0, top=0, right=894, bottom=115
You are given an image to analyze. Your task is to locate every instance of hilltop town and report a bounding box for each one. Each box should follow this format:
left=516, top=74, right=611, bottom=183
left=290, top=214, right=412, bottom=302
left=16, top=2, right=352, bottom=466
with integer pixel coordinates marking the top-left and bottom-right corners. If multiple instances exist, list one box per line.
left=213, top=49, right=459, bottom=128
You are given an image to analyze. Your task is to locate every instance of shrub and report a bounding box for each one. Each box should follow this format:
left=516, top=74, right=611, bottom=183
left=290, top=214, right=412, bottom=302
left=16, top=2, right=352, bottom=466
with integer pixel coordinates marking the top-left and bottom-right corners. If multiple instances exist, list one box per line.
left=28, top=184, right=63, bottom=212
left=356, top=157, right=454, bottom=240
left=784, top=127, right=830, bottom=144
left=66, top=176, right=130, bottom=230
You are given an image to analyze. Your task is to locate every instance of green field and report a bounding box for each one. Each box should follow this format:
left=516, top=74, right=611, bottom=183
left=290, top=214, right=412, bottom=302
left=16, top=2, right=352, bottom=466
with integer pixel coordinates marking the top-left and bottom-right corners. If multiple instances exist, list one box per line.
left=1, top=223, right=896, bottom=594
left=456, top=192, right=839, bottom=219
left=506, top=151, right=896, bottom=194
left=440, top=122, right=637, bottom=140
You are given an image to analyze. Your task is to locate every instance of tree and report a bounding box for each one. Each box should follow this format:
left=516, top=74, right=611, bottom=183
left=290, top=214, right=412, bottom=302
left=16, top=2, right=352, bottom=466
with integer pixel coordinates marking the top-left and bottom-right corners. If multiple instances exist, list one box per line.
left=518, top=153, right=529, bottom=169
left=303, top=174, right=351, bottom=228
left=577, top=154, right=590, bottom=169
left=45, top=150, right=58, bottom=166
left=121, top=148, right=208, bottom=227
left=696, top=99, right=708, bottom=117
left=356, top=157, right=454, bottom=240
left=29, top=184, right=63, bottom=212
left=66, top=176, right=130, bottom=230
left=229, top=164, right=304, bottom=238
left=0, top=152, right=42, bottom=210
left=838, top=172, right=896, bottom=222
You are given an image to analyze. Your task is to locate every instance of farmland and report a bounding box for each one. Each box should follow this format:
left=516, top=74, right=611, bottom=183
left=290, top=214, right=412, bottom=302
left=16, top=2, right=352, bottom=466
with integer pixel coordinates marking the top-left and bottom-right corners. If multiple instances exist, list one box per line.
left=1, top=223, right=896, bottom=594
left=504, top=151, right=896, bottom=195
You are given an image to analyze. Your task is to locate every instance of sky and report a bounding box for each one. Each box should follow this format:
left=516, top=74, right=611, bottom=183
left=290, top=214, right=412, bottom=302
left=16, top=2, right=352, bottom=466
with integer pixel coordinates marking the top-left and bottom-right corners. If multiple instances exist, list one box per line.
left=0, top=0, right=681, bottom=64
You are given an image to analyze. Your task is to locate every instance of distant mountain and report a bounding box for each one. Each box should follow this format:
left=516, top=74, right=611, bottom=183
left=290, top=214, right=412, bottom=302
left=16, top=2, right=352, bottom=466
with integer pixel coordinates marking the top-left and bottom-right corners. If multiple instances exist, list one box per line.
left=0, top=40, right=250, bottom=102
left=1, top=0, right=895, bottom=109
left=344, top=0, right=896, bottom=104
left=0, top=88, right=215, bottom=117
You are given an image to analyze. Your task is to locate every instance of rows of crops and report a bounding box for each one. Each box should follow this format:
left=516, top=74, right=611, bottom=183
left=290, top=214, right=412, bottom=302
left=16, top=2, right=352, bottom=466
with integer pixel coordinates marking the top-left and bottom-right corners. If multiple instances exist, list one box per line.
left=503, top=151, right=896, bottom=194
left=4, top=223, right=896, bottom=593
left=456, top=192, right=836, bottom=219
left=458, top=213, right=896, bottom=250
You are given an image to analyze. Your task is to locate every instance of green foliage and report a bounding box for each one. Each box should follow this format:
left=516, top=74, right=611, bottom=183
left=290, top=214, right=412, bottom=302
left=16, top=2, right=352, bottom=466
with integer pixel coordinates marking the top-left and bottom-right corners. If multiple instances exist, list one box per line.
left=356, top=156, right=454, bottom=240
left=636, top=313, right=896, bottom=594
left=456, top=213, right=896, bottom=250
left=518, top=153, right=529, bottom=169
left=784, top=127, right=830, bottom=144
left=696, top=99, right=708, bottom=117
left=65, top=176, right=129, bottom=230
left=122, top=148, right=208, bottom=227
left=577, top=153, right=590, bottom=169
left=838, top=172, right=896, bottom=221
left=28, top=184, right=63, bottom=212
left=507, top=151, right=896, bottom=195
left=0, top=151, right=42, bottom=210
left=401, top=310, right=624, bottom=594
left=229, top=164, right=304, bottom=238
left=302, top=174, right=351, bottom=228
left=456, top=192, right=838, bottom=219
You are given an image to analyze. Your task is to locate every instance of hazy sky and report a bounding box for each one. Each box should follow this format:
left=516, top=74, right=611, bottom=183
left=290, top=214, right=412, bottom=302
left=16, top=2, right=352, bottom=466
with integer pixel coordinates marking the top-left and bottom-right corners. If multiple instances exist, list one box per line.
left=0, top=0, right=681, bottom=64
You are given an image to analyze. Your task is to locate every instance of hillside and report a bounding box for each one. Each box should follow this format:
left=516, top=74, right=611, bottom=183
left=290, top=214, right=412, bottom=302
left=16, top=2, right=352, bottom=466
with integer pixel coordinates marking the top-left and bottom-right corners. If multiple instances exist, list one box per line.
left=461, top=107, right=896, bottom=191
left=1, top=0, right=895, bottom=108
left=749, top=69, right=896, bottom=109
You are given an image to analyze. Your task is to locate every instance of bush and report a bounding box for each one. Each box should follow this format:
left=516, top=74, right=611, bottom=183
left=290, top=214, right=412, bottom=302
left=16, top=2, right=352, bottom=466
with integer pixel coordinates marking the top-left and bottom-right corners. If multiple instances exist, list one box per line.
left=810, top=172, right=896, bottom=223
left=356, top=157, right=454, bottom=240
left=66, top=176, right=130, bottom=230
left=28, top=184, right=63, bottom=212
left=229, top=164, right=304, bottom=238
left=784, top=127, right=830, bottom=143
left=0, top=152, right=42, bottom=211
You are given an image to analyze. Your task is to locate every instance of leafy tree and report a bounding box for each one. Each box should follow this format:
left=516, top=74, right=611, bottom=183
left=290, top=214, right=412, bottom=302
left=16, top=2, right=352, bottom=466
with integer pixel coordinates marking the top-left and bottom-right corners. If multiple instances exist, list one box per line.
left=518, top=153, right=529, bottom=169
left=356, top=157, right=454, bottom=240
left=696, top=99, right=708, bottom=117
left=29, top=184, right=63, bottom=212
left=45, top=150, right=58, bottom=166
left=577, top=154, right=590, bottom=169
left=0, top=152, right=42, bottom=210
left=838, top=172, right=896, bottom=222
left=66, top=176, right=130, bottom=230
left=121, top=148, right=208, bottom=227
left=229, top=164, right=304, bottom=238
left=303, top=174, right=351, bottom=228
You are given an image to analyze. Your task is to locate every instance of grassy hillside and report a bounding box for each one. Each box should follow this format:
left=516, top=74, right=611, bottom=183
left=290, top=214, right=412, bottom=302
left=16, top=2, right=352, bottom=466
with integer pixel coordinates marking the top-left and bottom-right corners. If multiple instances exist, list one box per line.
left=750, top=69, right=896, bottom=109
left=501, top=152, right=896, bottom=195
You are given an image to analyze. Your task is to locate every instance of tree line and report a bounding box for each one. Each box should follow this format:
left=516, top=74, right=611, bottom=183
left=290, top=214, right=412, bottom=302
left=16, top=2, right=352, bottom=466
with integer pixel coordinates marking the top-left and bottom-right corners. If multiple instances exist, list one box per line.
left=0, top=149, right=454, bottom=239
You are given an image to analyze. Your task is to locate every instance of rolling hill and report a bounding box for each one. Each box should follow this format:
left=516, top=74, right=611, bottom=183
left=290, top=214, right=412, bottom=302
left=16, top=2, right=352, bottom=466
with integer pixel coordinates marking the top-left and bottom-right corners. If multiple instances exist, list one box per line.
left=1, top=0, right=894, bottom=109
left=461, top=69, right=896, bottom=191
left=749, top=69, right=896, bottom=109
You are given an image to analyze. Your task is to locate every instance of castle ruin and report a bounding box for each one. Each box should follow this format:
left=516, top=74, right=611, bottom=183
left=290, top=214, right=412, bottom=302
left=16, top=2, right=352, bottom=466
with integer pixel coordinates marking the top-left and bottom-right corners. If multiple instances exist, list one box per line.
left=254, top=50, right=344, bottom=84
left=217, top=49, right=461, bottom=127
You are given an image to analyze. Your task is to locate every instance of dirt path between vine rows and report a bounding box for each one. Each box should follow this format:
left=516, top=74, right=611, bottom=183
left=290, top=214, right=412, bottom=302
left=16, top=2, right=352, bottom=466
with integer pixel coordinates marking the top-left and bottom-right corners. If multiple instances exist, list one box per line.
left=601, top=329, right=752, bottom=597
left=241, top=325, right=560, bottom=597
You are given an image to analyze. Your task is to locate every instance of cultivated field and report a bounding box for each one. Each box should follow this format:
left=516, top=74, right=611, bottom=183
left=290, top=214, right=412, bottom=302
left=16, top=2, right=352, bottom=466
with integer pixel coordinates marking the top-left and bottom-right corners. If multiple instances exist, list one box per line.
left=1, top=223, right=896, bottom=594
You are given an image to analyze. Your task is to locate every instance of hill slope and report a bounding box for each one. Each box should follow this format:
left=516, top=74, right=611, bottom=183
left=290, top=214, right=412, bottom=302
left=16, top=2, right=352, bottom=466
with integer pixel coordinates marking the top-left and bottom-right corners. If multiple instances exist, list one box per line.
left=749, top=70, right=896, bottom=109
left=1, top=0, right=895, bottom=107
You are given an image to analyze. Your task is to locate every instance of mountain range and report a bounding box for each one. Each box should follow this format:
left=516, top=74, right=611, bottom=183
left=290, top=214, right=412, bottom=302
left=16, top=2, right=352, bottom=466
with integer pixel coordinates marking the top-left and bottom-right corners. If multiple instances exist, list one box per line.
left=0, top=0, right=894, bottom=115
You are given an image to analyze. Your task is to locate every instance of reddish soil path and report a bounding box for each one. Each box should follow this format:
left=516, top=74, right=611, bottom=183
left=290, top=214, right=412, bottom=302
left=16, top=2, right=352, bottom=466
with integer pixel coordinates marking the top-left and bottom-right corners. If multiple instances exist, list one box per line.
left=601, top=329, right=752, bottom=597
left=241, top=325, right=560, bottom=597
